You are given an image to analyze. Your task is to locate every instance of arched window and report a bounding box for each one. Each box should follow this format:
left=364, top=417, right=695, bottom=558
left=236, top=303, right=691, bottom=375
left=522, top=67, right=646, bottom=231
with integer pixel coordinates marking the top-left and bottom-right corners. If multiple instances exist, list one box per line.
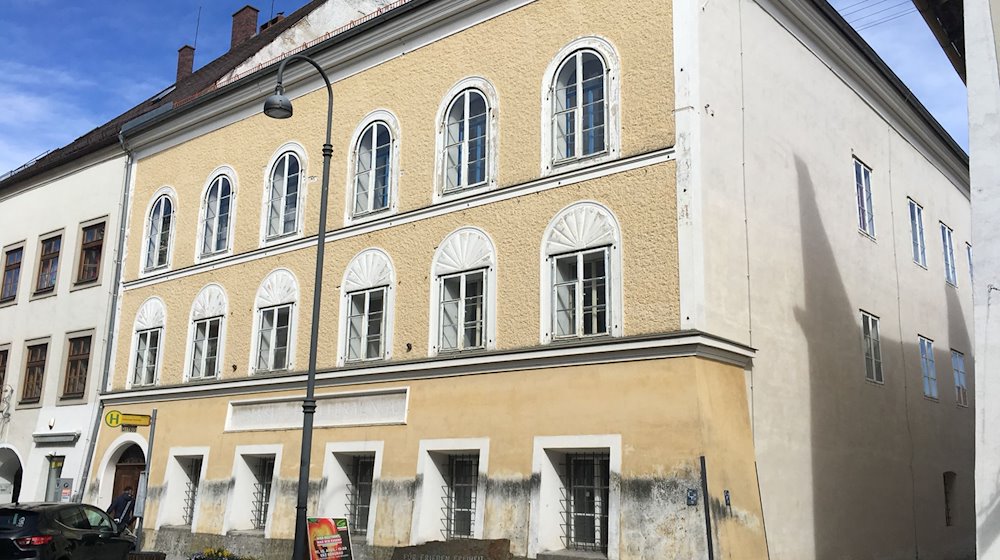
left=428, top=228, right=497, bottom=355
left=444, top=90, right=488, bottom=192
left=201, top=173, right=233, bottom=256
left=145, top=193, right=174, bottom=271
left=187, top=284, right=227, bottom=380
left=540, top=202, right=622, bottom=343
left=251, top=269, right=298, bottom=373
left=542, top=38, right=620, bottom=175
left=352, top=122, right=393, bottom=216
left=338, top=249, right=395, bottom=365
left=132, top=297, right=166, bottom=387
left=266, top=151, right=301, bottom=239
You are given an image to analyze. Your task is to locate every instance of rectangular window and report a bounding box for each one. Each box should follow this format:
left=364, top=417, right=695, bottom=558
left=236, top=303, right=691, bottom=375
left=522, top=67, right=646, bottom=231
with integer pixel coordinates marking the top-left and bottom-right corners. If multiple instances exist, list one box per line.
left=22, top=343, right=47, bottom=403
left=920, top=336, right=938, bottom=399
left=256, top=305, right=291, bottom=371
left=554, top=248, right=609, bottom=338
left=347, top=455, right=375, bottom=536
left=944, top=471, right=957, bottom=526
left=941, top=223, right=957, bottom=285
left=347, top=288, right=386, bottom=362
left=1, top=247, right=22, bottom=302
left=35, top=235, right=61, bottom=293
left=76, top=222, right=105, bottom=284
left=952, top=350, right=968, bottom=407
left=133, top=328, right=161, bottom=386
left=62, top=335, right=91, bottom=398
left=908, top=199, right=926, bottom=266
left=0, top=348, right=8, bottom=389
left=182, top=457, right=203, bottom=526
left=444, top=455, right=479, bottom=540
left=861, top=312, right=883, bottom=383
left=251, top=456, right=275, bottom=530
left=439, top=270, right=485, bottom=352
left=190, top=317, right=221, bottom=379
left=565, top=453, right=610, bottom=553
left=855, top=159, right=875, bottom=237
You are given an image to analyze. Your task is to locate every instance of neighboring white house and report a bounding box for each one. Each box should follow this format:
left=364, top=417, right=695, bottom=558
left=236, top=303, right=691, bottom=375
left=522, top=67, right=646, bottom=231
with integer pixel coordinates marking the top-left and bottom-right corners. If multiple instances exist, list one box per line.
left=969, top=1, right=1000, bottom=559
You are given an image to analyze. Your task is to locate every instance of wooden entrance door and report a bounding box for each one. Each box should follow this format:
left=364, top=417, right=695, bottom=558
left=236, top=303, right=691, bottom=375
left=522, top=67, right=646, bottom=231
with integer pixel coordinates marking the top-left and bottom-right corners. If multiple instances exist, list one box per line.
left=112, top=444, right=145, bottom=503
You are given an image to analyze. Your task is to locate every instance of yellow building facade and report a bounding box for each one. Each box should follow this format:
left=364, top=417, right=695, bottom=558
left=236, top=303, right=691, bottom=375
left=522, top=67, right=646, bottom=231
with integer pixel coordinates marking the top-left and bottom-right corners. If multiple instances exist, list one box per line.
left=86, top=0, right=767, bottom=558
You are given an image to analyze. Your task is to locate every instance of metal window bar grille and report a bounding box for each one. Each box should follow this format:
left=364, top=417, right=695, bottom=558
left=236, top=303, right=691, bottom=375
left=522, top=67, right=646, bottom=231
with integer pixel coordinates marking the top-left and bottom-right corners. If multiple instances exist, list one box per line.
left=441, top=454, right=478, bottom=540
left=182, top=458, right=203, bottom=526
left=345, top=455, right=375, bottom=536
left=560, top=453, right=610, bottom=552
left=251, top=457, right=275, bottom=530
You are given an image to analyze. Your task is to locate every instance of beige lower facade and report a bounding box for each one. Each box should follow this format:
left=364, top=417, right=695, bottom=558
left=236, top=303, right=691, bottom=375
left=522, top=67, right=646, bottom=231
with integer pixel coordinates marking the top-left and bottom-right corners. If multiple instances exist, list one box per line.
left=85, top=351, right=767, bottom=560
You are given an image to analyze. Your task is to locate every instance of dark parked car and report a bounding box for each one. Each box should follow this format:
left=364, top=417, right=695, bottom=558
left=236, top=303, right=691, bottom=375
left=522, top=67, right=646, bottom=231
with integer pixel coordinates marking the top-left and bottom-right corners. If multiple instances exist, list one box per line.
left=0, top=502, right=135, bottom=559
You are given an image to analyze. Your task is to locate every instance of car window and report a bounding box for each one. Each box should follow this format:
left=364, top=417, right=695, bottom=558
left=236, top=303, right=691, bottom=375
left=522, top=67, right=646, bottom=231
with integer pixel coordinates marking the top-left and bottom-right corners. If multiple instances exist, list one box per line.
left=57, top=507, right=91, bottom=530
left=0, top=509, right=37, bottom=530
left=82, top=506, right=115, bottom=531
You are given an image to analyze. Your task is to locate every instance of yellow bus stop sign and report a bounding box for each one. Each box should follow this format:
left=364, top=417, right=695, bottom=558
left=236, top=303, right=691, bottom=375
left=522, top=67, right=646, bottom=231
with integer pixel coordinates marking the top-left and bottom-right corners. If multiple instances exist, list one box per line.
left=104, top=410, right=151, bottom=428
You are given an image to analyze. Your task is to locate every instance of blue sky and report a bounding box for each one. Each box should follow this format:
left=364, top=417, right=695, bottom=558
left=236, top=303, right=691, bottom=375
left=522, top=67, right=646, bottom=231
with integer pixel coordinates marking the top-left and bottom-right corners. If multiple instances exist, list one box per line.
left=0, top=0, right=968, bottom=176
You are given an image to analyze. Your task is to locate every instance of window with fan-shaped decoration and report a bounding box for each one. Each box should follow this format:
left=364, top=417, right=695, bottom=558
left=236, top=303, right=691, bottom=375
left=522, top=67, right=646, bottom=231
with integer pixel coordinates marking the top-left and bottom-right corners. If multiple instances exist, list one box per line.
left=338, top=249, right=395, bottom=365
left=428, top=227, right=497, bottom=356
left=251, top=269, right=298, bottom=373
left=131, top=297, right=166, bottom=387
left=540, top=202, right=622, bottom=343
left=186, top=284, right=228, bottom=381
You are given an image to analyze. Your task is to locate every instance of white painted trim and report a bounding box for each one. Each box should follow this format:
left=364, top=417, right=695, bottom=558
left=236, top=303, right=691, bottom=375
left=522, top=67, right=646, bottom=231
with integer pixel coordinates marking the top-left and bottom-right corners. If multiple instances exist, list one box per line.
left=539, top=201, right=623, bottom=343
left=343, top=110, right=402, bottom=225
left=540, top=36, right=622, bottom=177
left=223, top=443, right=283, bottom=538
left=182, top=284, right=229, bottom=382
left=139, top=186, right=178, bottom=276
left=249, top=268, right=300, bottom=374
left=259, top=142, right=309, bottom=247
left=195, top=165, right=239, bottom=263
left=427, top=227, right=498, bottom=356
left=528, top=434, right=621, bottom=560
left=337, top=248, right=396, bottom=366
left=123, top=148, right=675, bottom=291
left=127, top=297, right=166, bottom=390
left=155, top=446, right=210, bottom=532
left=101, top=332, right=755, bottom=404
left=432, top=77, right=500, bottom=203
left=410, top=437, right=490, bottom=544
left=94, top=433, right=149, bottom=512
left=320, top=440, right=385, bottom=540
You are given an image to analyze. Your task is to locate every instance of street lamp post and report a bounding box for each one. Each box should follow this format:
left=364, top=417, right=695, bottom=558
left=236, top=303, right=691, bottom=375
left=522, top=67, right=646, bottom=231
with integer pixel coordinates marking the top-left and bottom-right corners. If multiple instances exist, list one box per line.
left=263, top=54, right=333, bottom=560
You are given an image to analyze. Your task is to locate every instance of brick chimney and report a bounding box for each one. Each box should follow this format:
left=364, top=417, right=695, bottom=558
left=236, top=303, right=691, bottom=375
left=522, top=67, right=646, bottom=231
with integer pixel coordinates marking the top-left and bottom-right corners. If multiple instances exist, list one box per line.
left=231, top=5, right=259, bottom=49
left=176, top=45, right=195, bottom=83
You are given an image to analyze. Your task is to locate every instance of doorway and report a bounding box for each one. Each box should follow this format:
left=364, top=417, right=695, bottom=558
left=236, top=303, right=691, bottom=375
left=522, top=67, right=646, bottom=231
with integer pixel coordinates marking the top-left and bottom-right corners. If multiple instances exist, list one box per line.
left=112, top=444, right=145, bottom=503
left=0, top=447, right=22, bottom=503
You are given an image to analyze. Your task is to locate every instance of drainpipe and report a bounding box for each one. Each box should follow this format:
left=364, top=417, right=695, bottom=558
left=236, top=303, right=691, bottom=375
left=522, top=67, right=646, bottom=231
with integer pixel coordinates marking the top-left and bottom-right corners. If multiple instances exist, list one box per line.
left=75, top=132, right=133, bottom=502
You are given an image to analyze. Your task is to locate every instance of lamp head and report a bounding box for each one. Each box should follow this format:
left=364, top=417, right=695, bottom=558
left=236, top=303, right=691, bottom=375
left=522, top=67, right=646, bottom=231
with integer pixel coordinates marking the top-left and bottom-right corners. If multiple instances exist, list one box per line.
left=264, top=85, right=293, bottom=119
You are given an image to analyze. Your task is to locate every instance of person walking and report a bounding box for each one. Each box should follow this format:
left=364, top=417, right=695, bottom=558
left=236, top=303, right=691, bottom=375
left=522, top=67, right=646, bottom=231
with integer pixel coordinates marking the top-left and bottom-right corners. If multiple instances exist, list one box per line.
left=107, top=486, right=135, bottom=529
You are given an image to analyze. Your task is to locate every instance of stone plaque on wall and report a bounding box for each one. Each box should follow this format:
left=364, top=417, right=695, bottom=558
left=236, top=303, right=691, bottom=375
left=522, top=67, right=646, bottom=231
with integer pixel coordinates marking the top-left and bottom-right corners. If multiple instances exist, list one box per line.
left=390, top=539, right=511, bottom=560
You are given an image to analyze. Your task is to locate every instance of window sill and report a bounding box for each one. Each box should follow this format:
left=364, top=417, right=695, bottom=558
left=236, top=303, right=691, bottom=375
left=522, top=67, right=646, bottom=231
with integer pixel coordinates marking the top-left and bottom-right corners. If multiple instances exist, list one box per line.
left=70, top=279, right=101, bottom=293
left=261, top=231, right=301, bottom=247
left=864, top=377, right=885, bottom=387
left=913, top=261, right=927, bottom=270
left=17, top=399, right=42, bottom=410
left=545, top=150, right=614, bottom=178
left=858, top=229, right=877, bottom=242
left=923, top=395, right=940, bottom=403
left=196, top=249, right=232, bottom=265
left=0, top=298, right=16, bottom=309
left=537, top=550, right=607, bottom=560
left=946, top=280, right=958, bottom=288
left=435, top=182, right=493, bottom=204
left=346, top=207, right=395, bottom=227
left=30, top=288, right=57, bottom=301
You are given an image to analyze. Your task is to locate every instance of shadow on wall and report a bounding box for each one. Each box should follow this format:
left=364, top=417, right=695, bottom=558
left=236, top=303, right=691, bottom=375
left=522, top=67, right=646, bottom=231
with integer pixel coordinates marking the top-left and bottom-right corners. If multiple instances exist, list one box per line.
left=791, top=156, right=974, bottom=559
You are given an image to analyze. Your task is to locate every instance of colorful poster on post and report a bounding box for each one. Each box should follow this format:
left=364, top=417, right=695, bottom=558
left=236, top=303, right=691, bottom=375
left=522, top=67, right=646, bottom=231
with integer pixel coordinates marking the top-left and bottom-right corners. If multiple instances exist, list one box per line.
left=306, top=517, right=353, bottom=560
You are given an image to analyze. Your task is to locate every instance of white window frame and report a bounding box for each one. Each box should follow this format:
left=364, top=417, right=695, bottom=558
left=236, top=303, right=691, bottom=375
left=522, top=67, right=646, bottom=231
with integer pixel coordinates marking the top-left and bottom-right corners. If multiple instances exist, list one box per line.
left=411, top=438, right=489, bottom=545
left=249, top=269, right=299, bottom=374
left=433, top=77, right=499, bottom=203
left=142, top=187, right=177, bottom=273
left=428, top=227, right=497, bottom=356
left=908, top=198, right=926, bottom=267
left=344, top=287, right=388, bottom=363
left=541, top=37, right=620, bottom=177
left=259, top=143, right=307, bottom=245
left=344, top=110, right=401, bottom=225
left=197, top=166, right=237, bottom=261
left=132, top=328, right=162, bottom=387
left=337, top=249, right=395, bottom=366
left=319, top=441, right=384, bottom=542
left=854, top=158, right=875, bottom=238
left=941, top=222, right=957, bottom=286
left=255, top=304, right=293, bottom=372
left=920, top=336, right=938, bottom=399
left=189, top=317, right=222, bottom=380
left=128, top=297, right=166, bottom=389
left=184, top=284, right=227, bottom=382
left=551, top=248, right=611, bottom=339
left=155, top=447, right=210, bottom=532
left=222, top=444, right=282, bottom=538
left=951, top=350, right=968, bottom=407
left=528, top=434, right=621, bottom=560
left=540, top=202, right=623, bottom=343
left=861, top=311, right=883, bottom=383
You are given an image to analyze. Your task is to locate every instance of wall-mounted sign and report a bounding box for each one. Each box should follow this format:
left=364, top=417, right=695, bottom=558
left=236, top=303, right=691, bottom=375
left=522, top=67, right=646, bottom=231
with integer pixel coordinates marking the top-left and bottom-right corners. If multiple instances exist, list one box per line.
left=307, top=517, right=353, bottom=560
left=104, top=410, right=151, bottom=428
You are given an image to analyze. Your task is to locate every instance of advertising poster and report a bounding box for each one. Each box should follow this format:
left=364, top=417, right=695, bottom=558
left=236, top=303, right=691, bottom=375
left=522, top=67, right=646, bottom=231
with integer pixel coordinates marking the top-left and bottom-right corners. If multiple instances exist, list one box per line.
left=307, top=517, right=353, bottom=560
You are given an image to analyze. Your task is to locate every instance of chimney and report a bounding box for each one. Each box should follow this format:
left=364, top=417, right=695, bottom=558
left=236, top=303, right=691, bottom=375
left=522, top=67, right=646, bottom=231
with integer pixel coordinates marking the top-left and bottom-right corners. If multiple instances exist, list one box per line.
left=231, top=5, right=259, bottom=49
left=260, top=12, right=285, bottom=33
left=176, top=45, right=195, bottom=83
